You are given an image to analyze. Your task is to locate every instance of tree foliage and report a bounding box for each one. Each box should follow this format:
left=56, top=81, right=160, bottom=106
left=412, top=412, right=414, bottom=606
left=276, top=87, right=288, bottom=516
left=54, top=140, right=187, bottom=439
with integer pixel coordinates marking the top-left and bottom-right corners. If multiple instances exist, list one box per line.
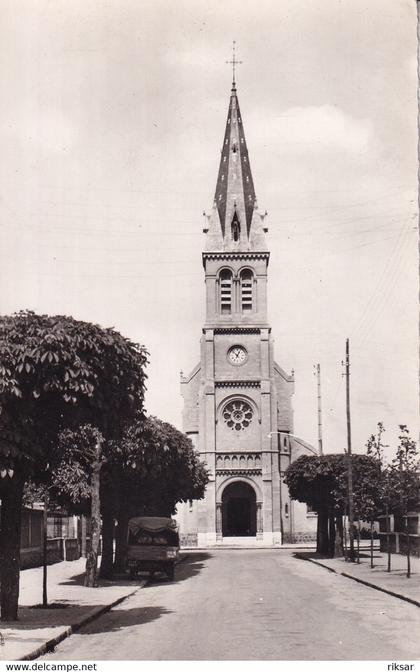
left=0, top=310, right=148, bottom=481
left=113, top=415, right=209, bottom=517
left=284, top=453, right=382, bottom=557
left=389, top=425, right=420, bottom=515
left=51, top=425, right=105, bottom=506
left=284, top=453, right=380, bottom=516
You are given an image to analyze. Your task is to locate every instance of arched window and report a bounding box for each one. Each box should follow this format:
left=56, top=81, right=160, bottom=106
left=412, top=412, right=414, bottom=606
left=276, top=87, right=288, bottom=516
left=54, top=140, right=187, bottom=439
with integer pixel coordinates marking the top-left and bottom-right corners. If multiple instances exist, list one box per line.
left=220, top=269, right=233, bottom=314
left=240, top=269, right=253, bottom=312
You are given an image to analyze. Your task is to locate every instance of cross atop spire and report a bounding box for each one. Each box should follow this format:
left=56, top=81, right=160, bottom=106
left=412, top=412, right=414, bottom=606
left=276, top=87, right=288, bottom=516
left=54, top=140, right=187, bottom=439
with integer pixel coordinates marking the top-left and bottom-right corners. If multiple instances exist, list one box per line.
left=226, top=41, right=242, bottom=90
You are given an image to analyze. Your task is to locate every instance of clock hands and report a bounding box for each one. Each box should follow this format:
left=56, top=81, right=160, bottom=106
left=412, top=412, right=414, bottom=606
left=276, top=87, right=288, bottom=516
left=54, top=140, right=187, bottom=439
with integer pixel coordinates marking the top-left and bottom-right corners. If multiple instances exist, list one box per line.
left=228, top=346, right=247, bottom=364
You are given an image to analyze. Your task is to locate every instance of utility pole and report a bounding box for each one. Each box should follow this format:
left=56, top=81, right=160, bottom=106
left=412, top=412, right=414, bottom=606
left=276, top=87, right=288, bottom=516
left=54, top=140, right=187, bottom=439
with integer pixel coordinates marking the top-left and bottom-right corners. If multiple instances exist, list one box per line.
left=314, top=363, right=323, bottom=455
left=345, top=338, right=355, bottom=561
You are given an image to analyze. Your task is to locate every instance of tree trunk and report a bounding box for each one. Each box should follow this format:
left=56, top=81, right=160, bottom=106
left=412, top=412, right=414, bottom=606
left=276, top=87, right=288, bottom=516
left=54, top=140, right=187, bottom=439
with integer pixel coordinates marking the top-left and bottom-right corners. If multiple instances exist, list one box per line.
left=405, top=516, right=411, bottom=579
left=343, top=512, right=348, bottom=560
left=42, top=498, right=48, bottom=607
left=385, top=505, right=391, bottom=572
left=370, top=519, right=374, bottom=568
left=0, top=477, right=24, bottom=621
left=316, top=508, right=329, bottom=555
left=99, top=500, right=114, bottom=579
left=84, top=443, right=102, bottom=587
left=81, top=515, right=87, bottom=558
left=114, top=510, right=129, bottom=572
left=328, top=513, right=336, bottom=558
left=334, top=515, right=344, bottom=558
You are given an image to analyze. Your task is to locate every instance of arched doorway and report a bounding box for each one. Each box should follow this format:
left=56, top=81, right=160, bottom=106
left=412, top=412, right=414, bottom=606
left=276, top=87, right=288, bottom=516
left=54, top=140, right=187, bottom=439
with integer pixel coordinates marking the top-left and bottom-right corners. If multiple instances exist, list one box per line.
left=222, top=481, right=257, bottom=537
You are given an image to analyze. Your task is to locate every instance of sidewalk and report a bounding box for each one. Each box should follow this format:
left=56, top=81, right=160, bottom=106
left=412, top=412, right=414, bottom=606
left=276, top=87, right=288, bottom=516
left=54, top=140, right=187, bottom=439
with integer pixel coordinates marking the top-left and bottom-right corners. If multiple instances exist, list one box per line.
left=296, top=549, right=420, bottom=607
left=0, top=559, right=144, bottom=661
left=183, top=543, right=318, bottom=550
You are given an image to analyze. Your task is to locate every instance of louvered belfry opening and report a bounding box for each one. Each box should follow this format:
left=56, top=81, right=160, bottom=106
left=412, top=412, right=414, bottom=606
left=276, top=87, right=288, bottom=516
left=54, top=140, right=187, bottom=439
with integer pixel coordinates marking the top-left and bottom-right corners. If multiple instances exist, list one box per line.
left=220, top=269, right=233, bottom=314
left=240, top=269, right=253, bottom=312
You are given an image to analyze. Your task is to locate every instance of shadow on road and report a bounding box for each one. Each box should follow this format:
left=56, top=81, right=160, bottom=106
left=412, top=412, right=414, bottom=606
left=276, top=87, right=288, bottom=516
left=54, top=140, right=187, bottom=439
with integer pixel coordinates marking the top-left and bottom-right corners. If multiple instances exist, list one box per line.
left=142, top=552, right=213, bottom=588
left=2, top=605, right=109, bottom=630
left=59, top=552, right=213, bottom=589
left=59, top=573, right=144, bottom=588
left=74, top=605, right=172, bottom=636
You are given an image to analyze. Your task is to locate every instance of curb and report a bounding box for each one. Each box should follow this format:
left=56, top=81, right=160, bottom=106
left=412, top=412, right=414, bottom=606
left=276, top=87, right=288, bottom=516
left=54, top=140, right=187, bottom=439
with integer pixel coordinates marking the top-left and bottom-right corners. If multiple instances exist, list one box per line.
left=295, top=553, right=420, bottom=609
left=181, top=545, right=317, bottom=551
left=19, top=582, right=146, bottom=661
left=340, top=572, right=420, bottom=609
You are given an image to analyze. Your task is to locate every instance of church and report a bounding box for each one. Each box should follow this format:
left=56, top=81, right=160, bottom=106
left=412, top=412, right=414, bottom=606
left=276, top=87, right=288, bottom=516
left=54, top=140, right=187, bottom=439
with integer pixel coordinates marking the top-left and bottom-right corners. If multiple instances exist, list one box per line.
left=176, top=72, right=318, bottom=547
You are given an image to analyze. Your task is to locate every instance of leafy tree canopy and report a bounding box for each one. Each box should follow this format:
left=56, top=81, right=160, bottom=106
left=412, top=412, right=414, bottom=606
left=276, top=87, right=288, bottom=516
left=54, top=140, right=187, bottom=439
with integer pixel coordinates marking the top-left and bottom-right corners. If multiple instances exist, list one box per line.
left=284, top=453, right=381, bottom=518
left=112, top=415, right=209, bottom=517
left=388, top=425, right=420, bottom=515
left=0, top=311, right=148, bottom=482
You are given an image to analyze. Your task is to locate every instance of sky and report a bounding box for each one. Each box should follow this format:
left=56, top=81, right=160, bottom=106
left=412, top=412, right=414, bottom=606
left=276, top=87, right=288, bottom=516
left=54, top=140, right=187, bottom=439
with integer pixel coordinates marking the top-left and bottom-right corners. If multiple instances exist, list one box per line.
left=0, top=0, right=418, bottom=460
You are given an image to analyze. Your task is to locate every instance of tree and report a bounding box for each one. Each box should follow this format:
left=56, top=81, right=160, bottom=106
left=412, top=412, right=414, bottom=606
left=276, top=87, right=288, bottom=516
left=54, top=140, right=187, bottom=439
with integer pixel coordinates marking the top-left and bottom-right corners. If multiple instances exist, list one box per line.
left=0, top=311, right=148, bottom=620
left=389, top=426, right=420, bottom=578
left=351, top=450, right=382, bottom=564
left=284, top=453, right=381, bottom=557
left=364, top=422, right=390, bottom=569
left=24, top=426, right=109, bottom=594
left=23, top=480, right=56, bottom=608
left=53, top=425, right=105, bottom=587
left=107, top=415, right=208, bottom=572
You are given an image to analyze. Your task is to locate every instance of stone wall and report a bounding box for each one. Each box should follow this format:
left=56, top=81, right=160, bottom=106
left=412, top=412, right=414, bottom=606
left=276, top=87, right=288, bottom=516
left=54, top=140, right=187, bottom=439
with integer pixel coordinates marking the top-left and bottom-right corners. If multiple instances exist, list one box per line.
left=283, top=531, right=317, bottom=544
left=180, top=533, right=198, bottom=548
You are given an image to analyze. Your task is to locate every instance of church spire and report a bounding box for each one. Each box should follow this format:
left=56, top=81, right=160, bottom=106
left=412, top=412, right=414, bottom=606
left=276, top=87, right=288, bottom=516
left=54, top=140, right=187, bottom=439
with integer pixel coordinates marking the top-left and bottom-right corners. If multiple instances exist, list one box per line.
left=204, top=49, right=268, bottom=253
left=213, top=83, right=257, bottom=240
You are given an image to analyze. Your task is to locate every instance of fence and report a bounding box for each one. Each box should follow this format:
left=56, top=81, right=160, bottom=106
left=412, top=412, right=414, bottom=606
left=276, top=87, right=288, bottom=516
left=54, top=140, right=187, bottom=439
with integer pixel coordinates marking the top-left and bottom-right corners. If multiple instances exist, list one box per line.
left=20, top=537, right=81, bottom=569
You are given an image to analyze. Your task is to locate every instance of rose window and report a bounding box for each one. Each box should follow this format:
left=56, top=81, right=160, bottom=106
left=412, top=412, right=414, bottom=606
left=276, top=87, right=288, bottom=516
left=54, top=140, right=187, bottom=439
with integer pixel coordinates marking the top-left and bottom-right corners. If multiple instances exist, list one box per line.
left=223, top=400, right=253, bottom=431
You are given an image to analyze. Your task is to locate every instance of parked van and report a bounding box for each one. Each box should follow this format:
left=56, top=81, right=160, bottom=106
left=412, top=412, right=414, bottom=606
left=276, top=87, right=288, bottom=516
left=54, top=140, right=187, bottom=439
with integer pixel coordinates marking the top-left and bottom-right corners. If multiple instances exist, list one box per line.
left=127, top=516, right=179, bottom=580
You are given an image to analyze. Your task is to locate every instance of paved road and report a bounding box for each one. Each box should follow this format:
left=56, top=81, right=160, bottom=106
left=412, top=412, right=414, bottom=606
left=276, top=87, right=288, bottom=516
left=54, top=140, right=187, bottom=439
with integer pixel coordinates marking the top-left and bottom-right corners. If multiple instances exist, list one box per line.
left=42, top=550, right=420, bottom=660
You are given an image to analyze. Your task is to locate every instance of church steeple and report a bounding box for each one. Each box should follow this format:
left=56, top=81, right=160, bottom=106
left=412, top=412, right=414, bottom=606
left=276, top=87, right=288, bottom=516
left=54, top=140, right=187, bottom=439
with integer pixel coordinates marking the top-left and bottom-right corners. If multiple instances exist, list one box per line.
left=204, top=79, right=268, bottom=253
left=214, top=85, right=256, bottom=239
left=178, top=54, right=313, bottom=551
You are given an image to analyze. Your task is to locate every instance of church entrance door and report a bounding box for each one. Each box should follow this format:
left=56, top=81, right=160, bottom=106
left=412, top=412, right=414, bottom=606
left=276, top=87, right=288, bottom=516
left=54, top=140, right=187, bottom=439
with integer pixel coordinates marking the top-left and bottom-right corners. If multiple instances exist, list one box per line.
left=222, top=481, right=256, bottom=537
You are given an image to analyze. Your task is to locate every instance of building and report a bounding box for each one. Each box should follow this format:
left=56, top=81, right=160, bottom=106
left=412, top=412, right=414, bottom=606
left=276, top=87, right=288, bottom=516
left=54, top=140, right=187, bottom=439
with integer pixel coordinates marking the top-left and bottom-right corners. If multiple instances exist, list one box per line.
left=177, top=75, right=318, bottom=547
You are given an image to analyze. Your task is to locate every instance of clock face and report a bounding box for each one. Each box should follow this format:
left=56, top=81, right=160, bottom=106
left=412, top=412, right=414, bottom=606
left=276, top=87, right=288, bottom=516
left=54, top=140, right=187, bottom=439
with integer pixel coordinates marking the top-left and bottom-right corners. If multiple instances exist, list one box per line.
left=227, top=345, right=248, bottom=366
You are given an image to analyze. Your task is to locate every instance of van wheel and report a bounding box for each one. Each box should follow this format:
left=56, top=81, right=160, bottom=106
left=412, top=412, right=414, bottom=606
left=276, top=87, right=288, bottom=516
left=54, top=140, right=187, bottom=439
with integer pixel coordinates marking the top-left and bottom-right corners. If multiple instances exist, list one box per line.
left=129, top=568, right=136, bottom=579
left=166, top=565, right=175, bottom=581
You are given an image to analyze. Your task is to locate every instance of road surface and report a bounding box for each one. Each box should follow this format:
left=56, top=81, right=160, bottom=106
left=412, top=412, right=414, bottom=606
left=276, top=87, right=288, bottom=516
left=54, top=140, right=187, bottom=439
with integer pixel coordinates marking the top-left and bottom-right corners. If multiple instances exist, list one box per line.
left=42, top=549, right=420, bottom=660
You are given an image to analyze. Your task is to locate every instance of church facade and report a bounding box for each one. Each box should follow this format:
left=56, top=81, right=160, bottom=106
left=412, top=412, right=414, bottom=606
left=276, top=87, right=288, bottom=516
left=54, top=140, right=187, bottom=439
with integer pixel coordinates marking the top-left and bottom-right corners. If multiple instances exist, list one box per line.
left=176, top=78, right=317, bottom=547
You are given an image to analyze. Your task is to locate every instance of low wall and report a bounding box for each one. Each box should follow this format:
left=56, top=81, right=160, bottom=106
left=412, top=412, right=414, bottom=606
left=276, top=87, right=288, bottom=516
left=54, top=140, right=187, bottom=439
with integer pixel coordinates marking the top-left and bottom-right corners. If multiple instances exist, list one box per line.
left=283, top=532, right=317, bottom=544
left=63, top=538, right=80, bottom=561
left=20, top=538, right=81, bottom=569
left=180, top=533, right=198, bottom=548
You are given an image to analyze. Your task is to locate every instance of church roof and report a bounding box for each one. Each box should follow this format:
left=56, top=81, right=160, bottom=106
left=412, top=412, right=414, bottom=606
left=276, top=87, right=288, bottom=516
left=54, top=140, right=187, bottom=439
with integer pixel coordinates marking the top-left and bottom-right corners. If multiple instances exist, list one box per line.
left=204, top=79, right=268, bottom=253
